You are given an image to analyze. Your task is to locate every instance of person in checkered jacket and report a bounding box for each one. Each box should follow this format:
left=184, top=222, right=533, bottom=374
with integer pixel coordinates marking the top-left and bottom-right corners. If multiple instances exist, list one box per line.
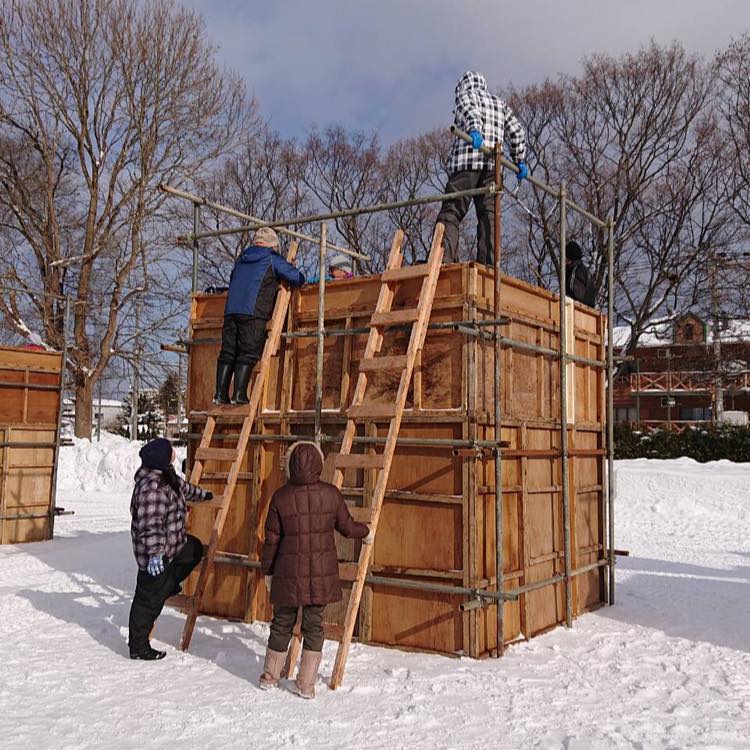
left=127, top=438, right=213, bottom=660
left=437, top=70, right=528, bottom=265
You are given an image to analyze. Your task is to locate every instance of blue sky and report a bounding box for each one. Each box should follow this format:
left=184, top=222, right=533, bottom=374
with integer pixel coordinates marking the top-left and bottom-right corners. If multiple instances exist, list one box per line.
left=187, top=0, right=749, bottom=142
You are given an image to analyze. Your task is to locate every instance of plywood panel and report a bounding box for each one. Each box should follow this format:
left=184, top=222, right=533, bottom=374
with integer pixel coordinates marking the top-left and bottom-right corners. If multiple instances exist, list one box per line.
left=186, top=263, right=607, bottom=657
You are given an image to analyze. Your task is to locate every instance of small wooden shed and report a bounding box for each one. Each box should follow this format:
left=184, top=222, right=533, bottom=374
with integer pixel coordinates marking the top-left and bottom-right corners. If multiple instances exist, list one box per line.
left=0, top=345, right=64, bottom=544
left=184, top=262, right=608, bottom=657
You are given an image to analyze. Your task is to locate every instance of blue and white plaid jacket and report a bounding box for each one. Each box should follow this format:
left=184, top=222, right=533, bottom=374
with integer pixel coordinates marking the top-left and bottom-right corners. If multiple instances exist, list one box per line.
left=448, top=71, right=526, bottom=173
left=130, top=467, right=210, bottom=570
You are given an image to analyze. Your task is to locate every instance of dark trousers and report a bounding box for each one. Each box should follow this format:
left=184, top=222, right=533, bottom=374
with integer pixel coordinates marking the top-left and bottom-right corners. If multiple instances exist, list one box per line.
left=436, top=169, right=496, bottom=265
left=268, top=604, right=325, bottom=653
left=218, top=314, right=268, bottom=367
left=128, top=534, right=203, bottom=654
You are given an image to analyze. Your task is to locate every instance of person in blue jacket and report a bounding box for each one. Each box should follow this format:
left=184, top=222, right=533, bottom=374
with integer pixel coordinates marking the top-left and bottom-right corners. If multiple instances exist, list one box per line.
left=214, top=227, right=305, bottom=405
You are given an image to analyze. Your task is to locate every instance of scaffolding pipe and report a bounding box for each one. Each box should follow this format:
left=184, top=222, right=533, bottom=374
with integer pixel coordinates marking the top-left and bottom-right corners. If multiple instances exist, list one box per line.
left=451, top=126, right=608, bottom=229
left=212, top=554, right=518, bottom=601
left=493, top=142, right=505, bottom=656
left=314, top=225, right=327, bottom=444
left=49, top=295, right=70, bottom=539
left=158, top=183, right=366, bottom=260
left=183, top=184, right=500, bottom=241
left=559, top=183, right=573, bottom=629
left=192, top=203, right=200, bottom=294
left=607, top=218, right=616, bottom=605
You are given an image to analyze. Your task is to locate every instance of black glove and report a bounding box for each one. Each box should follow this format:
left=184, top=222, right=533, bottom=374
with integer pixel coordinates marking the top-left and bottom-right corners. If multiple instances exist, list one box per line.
left=205, top=491, right=214, bottom=500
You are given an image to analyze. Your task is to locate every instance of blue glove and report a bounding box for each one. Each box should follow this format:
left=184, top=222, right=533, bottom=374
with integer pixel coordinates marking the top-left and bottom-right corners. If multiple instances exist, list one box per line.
left=516, top=161, right=529, bottom=182
left=147, top=555, right=165, bottom=576
left=469, top=129, right=484, bottom=150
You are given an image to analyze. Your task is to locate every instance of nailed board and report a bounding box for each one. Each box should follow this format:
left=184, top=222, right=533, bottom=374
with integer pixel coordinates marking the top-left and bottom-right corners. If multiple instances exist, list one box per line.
left=0, top=346, right=63, bottom=544
left=185, top=263, right=607, bottom=656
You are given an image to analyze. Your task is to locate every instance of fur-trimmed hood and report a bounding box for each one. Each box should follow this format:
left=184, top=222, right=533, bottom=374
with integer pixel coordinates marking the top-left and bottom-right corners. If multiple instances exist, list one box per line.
left=284, top=440, right=324, bottom=485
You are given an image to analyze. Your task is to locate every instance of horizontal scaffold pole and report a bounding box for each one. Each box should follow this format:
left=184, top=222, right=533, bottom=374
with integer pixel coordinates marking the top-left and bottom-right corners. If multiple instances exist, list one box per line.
left=158, top=183, right=369, bottom=261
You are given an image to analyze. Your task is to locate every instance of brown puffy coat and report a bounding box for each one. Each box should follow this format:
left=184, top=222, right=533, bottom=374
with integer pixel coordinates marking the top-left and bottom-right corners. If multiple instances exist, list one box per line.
left=261, top=441, right=370, bottom=607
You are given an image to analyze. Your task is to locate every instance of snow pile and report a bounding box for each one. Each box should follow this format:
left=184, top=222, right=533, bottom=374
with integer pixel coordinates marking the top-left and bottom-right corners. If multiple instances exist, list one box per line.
left=57, top=432, right=186, bottom=494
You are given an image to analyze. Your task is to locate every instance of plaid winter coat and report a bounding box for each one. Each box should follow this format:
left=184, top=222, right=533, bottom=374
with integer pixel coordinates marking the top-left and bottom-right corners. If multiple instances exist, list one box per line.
left=448, top=71, right=526, bottom=173
left=130, top=467, right=211, bottom=570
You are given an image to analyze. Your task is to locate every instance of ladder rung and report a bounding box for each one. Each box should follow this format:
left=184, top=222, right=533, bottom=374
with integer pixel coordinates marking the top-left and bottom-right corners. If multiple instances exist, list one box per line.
left=338, top=562, right=361, bottom=581
left=370, top=308, right=419, bottom=327
left=200, top=471, right=253, bottom=482
left=358, top=354, right=408, bottom=372
left=347, top=505, right=375, bottom=524
left=381, top=265, right=430, bottom=282
left=188, top=495, right=225, bottom=509
left=165, top=594, right=193, bottom=611
left=323, top=622, right=344, bottom=641
left=347, top=403, right=397, bottom=419
left=195, top=447, right=239, bottom=462
left=334, top=453, right=385, bottom=470
left=208, top=403, right=256, bottom=417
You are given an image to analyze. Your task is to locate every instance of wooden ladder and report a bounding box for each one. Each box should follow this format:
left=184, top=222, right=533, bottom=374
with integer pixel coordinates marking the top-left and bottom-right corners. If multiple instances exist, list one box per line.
left=284, top=223, right=445, bottom=689
left=174, top=241, right=299, bottom=652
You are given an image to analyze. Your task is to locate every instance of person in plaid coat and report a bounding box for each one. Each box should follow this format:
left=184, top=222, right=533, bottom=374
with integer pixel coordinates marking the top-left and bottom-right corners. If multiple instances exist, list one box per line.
left=437, top=70, right=528, bottom=265
left=127, top=438, right=213, bottom=660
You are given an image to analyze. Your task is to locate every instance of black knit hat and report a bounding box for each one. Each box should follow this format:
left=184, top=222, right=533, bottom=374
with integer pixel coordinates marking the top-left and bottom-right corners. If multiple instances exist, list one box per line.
left=566, top=240, right=583, bottom=261
left=139, top=438, right=173, bottom=471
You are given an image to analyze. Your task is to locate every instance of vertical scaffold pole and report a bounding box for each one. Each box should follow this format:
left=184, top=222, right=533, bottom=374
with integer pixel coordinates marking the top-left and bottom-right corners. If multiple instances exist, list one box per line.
left=49, top=295, right=70, bottom=539
left=559, top=182, right=573, bottom=629
left=493, top=145, right=504, bottom=656
left=314, top=224, right=327, bottom=444
left=192, top=203, right=200, bottom=295
left=607, top=218, right=616, bottom=605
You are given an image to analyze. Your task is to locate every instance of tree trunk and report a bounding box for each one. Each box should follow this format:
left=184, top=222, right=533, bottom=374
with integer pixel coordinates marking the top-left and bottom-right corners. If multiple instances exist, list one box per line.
left=74, top=374, right=93, bottom=439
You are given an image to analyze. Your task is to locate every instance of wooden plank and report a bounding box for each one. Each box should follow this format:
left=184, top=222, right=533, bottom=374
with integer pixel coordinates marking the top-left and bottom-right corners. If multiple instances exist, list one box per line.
left=347, top=505, right=374, bottom=524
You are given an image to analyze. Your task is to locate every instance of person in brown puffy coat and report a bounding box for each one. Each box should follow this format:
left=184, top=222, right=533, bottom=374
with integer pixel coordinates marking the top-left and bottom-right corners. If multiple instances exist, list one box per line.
left=259, top=441, right=373, bottom=698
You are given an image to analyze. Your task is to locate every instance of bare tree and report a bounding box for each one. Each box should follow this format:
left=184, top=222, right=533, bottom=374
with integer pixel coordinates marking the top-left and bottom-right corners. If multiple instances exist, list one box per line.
left=506, top=42, right=730, bottom=360
left=0, top=0, right=245, bottom=436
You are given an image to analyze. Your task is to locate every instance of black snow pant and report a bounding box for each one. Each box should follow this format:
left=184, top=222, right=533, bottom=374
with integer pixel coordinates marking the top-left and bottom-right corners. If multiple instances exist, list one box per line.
left=128, top=534, right=203, bottom=654
left=217, top=314, right=268, bottom=368
left=268, top=604, right=325, bottom=653
left=436, top=168, right=496, bottom=265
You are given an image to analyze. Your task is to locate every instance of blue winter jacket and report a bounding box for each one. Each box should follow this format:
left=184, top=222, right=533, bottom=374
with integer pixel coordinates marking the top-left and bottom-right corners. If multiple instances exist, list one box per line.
left=225, top=246, right=305, bottom=318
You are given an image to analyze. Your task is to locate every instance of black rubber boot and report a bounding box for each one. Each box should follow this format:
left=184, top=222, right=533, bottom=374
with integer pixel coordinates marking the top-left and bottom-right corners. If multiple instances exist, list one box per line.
left=130, top=646, right=166, bottom=661
left=213, top=362, right=233, bottom=405
left=231, top=363, right=253, bottom=405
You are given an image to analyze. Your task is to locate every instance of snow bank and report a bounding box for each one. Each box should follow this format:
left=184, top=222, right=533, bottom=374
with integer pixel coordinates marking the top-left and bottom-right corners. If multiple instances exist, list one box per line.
left=58, top=432, right=186, bottom=494
left=615, top=456, right=750, bottom=524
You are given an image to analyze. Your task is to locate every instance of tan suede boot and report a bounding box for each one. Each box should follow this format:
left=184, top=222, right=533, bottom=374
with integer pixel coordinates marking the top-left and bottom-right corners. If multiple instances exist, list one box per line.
left=259, top=647, right=287, bottom=690
left=293, top=649, right=322, bottom=699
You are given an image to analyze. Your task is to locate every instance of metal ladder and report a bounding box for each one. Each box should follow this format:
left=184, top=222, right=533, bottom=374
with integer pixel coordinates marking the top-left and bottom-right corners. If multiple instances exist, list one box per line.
left=284, top=223, right=445, bottom=689
left=173, top=241, right=299, bottom=652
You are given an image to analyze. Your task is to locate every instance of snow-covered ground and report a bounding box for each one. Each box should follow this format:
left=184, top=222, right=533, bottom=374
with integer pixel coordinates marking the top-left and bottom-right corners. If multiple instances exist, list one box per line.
left=1, top=436, right=749, bottom=749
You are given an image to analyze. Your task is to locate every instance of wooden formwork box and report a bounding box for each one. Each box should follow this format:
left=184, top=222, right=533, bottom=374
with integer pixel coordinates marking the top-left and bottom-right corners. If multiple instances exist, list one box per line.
left=185, top=263, right=607, bottom=657
left=0, top=345, right=63, bottom=544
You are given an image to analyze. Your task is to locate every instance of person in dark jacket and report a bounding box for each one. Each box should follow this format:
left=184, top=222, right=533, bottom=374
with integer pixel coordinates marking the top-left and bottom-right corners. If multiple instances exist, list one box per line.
left=128, top=438, right=213, bottom=660
left=565, top=240, right=596, bottom=307
left=436, top=71, right=528, bottom=265
left=259, top=441, right=373, bottom=698
left=214, top=227, right=306, bottom=406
